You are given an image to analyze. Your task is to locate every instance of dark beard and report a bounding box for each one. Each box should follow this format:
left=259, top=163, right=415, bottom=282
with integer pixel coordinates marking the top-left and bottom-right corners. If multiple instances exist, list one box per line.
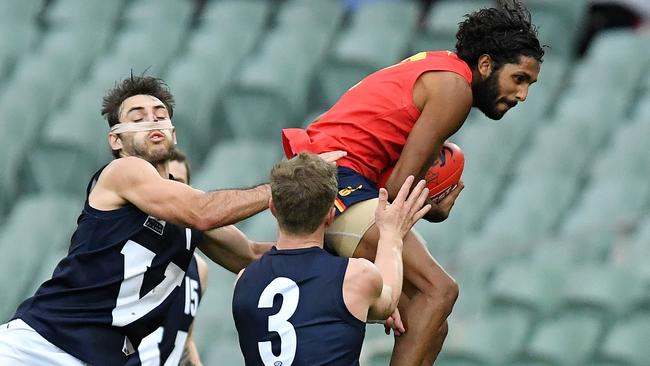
left=124, top=137, right=174, bottom=165
left=473, top=70, right=505, bottom=120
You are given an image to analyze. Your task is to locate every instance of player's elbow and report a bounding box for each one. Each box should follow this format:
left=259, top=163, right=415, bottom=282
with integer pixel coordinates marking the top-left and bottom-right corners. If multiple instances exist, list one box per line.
left=188, top=212, right=217, bottom=232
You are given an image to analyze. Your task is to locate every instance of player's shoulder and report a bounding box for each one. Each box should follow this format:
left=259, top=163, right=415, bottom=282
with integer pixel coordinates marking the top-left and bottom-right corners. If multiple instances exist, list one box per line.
left=346, top=258, right=382, bottom=296
left=103, top=156, right=153, bottom=175
left=99, top=157, right=158, bottom=185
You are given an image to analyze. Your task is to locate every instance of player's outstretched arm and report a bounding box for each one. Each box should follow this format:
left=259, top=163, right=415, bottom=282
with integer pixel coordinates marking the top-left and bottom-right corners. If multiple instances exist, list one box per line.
left=91, top=157, right=271, bottom=231
left=368, top=177, right=430, bottom=319
left=385, top=71, right=471, bottom=222
left=342, top=177, right=429, bottom=322
left=199, top=225, right=274, bottom=274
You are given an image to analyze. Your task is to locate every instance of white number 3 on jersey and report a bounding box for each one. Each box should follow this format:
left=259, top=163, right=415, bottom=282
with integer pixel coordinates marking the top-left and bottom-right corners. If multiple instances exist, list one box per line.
left=257, top=277, right=299, bottom=366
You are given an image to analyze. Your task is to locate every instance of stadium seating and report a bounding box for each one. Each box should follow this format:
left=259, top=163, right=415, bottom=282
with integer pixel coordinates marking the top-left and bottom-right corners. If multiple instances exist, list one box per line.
left=488, top=262, right=566, bottom=321
left=192, top=139, right=281, bottom=191
left=0, top=1, right=649, bottom=363
left=593, top=315, right=650, bottom=365
left=515, top=313, right=601, bottom=365
left=413, top=0, right=493, bottom=54
left=318, top=0, right=418, bottom=106
left=438, top=311, right=529, bottom=365
left=0, top=194, right=79, bottom=321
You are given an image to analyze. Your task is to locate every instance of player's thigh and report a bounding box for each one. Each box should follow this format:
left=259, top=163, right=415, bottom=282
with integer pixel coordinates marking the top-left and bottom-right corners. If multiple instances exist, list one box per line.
left=354, top=225, right=455, bottom=299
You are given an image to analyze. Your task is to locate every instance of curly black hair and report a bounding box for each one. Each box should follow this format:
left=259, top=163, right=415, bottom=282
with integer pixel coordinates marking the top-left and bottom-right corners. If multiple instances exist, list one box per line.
left=101, top=74, right=175, bottom=128
left=456, top=0, right=544, bottom=70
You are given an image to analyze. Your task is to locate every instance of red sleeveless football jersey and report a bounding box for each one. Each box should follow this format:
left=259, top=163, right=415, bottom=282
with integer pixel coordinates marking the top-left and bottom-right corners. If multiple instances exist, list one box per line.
left=282, top=51, right=472, bottom=183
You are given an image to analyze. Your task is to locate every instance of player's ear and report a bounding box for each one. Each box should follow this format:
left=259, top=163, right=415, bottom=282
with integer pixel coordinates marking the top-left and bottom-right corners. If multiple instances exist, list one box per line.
left=172, top=128, right=177, bottom=145
left=477, top=54, right=493, bottom=79
left=269, top=197, right=277, bottom=218
left=108, top=133, right=122, bottom=152
left=324, top=207, right=336, bottom=227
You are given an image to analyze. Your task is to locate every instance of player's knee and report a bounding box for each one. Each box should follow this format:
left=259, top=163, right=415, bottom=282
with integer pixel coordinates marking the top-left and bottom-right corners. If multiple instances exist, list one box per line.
left=422, top=274, right=459, bottom=313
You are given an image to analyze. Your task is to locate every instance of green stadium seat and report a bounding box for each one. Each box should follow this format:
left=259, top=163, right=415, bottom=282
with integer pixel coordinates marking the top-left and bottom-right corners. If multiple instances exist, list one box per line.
left=46, top=0, right=123, bottom=28
left=200, top=0, right=271, bottom=31
left=40, top=27, right=111, bottom=73
left=27, top=84, right=111, bottom=196
left=165, top=53, right=241, bottom=164
left=224, top=26, right=329, bottom=138
left=489, top=262, right=566, bottom=320
left=533, top=12, right=574, bottom=59
left=0, top=23, right=38, bottom=79
left=238, top=210, right=276, bottom=243
left=559, top=265, right=644, bottom=322
left=278, top=0, right=344, bottom=38
left=108, top=27, right=185, bottom=77
left=481, top=177, right=576, bottom=241
left=0, top=194, right=79, bottom=321
left=413, top=0, right=491, bottom=53
left=593, top=315, right=650, bottom=365
left=516, top=122, right=593, bottom=179
left=525, top=0, right=588, bottom=31
left=0, top=0, right=43, bottom=24
left=413, top=219, right=464, bottom=266
left=438, top=311, right=529, bottom=365
left=562, top=179, right=650, bottom=237
left=355, top=0, right=419, bottom=30
left=515, top=314, right=601, bottom=365
left=591, top=120, right=650, bottom=182
left=192, top=263, right=239, bottom=354
left=123, top=0, right=194, bottom=27
left=318, top=1, right=418, bottom=107
left=25, top=247, right=68, bottom=298
left=0, top=138, right=24, bottom=216
left=319, top=26, right=413, bottom=108
left=193, top=139, right=281, bottom=191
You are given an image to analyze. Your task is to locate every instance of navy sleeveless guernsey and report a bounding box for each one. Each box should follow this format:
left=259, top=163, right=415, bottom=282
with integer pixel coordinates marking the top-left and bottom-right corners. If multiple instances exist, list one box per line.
left=232, top=246, right=365, bottom=366
left=14, top=166, right=203, bottom=366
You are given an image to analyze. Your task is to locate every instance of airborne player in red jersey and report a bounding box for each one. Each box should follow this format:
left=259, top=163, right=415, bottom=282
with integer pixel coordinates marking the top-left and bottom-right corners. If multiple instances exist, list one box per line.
left=282, top=1, right=544, bottom=364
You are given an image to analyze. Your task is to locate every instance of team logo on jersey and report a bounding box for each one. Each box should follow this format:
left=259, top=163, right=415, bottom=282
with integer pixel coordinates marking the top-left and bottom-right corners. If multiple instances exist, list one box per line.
left=144, top=216, right=166, bottom=235
left=338, top=185, right=363, bottom=197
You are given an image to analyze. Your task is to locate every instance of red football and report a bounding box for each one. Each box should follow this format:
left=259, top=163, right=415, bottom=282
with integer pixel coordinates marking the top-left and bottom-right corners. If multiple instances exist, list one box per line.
left=378, top=142, right=464, bottom=203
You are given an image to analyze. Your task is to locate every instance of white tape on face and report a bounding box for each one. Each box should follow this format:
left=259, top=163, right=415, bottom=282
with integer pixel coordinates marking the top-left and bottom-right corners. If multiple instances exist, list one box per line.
left=110, top=120, right=175, bottom=134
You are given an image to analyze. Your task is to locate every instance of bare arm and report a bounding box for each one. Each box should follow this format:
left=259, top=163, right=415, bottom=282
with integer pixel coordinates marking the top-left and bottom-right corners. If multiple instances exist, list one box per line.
left=369, top=177, right=430, bottom=319
left=384, top=71, right=471, bottom=221
left=343, top=177, right=430, bottom=321
left=198, top=225, right=273, bottom=274
left=90, top=157, right=270, bottom=231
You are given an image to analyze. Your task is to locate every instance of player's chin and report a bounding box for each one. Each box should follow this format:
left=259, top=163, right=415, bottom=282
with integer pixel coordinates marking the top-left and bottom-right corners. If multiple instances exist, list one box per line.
left=480, top=107, right=507, bottom=121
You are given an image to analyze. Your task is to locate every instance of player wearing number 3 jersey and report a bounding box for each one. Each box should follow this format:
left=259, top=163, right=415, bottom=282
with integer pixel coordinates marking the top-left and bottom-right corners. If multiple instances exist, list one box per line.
left=233, top=153, right=431, bottom=365
left=0, top=77, right=347, bottom=366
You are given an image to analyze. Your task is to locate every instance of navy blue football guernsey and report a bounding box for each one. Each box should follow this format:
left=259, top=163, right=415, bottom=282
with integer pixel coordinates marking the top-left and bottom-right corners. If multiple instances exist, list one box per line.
left=128, top=255, right=202, bottom=366
left=14, top=166, right=203, bottom=366
left=232, top=246, right=365, bottom=366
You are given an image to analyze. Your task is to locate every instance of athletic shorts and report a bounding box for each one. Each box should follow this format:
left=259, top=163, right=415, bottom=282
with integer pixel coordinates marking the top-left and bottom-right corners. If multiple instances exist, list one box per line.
left=0, top=319, right=87, bottom=365
left=326, top=167, right=379, bottom=257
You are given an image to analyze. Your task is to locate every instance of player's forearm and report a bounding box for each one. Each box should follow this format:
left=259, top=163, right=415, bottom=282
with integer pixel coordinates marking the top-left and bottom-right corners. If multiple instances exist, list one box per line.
left=193, top=185, right=271, bottom=231
left=373, top=231, right=404, bottom=315
left=179, top=338, right=202, bottom=366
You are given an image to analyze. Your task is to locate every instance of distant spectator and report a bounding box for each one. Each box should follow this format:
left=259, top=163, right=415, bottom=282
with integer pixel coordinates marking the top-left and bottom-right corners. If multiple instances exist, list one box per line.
left=578, top=0, right=650, bottom=55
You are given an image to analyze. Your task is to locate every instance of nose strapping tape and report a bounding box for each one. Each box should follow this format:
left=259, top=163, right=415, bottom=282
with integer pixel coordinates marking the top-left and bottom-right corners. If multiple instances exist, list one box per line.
left=110, top=120, right=175, bottom=134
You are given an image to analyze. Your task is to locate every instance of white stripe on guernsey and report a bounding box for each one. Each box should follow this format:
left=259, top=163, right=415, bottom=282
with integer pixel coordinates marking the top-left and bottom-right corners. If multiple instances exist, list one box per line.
left=185, top=228, right=191, bottom=251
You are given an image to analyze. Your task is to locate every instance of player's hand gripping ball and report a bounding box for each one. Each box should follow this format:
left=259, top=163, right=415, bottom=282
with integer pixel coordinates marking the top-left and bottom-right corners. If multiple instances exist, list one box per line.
left=378, top=142, right=464, bottom=203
